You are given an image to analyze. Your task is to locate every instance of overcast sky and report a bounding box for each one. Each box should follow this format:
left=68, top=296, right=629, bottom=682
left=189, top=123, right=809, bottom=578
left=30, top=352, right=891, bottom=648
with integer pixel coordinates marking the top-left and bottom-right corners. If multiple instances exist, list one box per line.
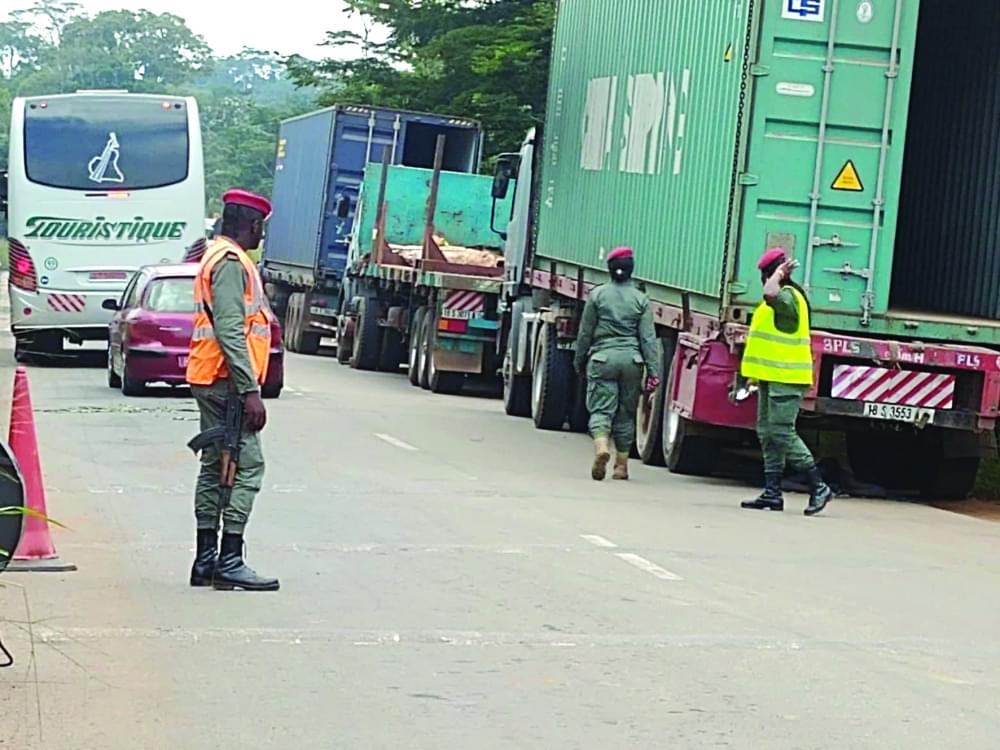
left=2, top=0, right=371, bottom=58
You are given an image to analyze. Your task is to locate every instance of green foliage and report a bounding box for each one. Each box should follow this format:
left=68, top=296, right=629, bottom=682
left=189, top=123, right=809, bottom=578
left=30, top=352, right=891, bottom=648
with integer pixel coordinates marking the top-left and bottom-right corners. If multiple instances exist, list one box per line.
left=288, top=0, right=555, bottom=166
left=0, top=3, right=315, bottom=214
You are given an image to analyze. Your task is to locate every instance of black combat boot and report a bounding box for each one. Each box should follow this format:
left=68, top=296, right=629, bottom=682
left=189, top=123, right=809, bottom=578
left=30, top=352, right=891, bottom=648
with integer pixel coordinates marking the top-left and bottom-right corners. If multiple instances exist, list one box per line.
left=804, top=465, right=833, bottom=517
left=189, top=528, right=218, bottom=588
left=213, top=533, right=280, bottom=592
left=741, top=472, right=785, bottom=511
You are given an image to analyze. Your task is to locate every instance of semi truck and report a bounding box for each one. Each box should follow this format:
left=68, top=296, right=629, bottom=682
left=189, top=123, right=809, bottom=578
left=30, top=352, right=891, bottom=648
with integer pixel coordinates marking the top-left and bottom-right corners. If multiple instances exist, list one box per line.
left=335, top=138, right=512, bottom=394
left=262, top=104, right=484, bottom=354
left=493, top=0, right=1000, bottom=498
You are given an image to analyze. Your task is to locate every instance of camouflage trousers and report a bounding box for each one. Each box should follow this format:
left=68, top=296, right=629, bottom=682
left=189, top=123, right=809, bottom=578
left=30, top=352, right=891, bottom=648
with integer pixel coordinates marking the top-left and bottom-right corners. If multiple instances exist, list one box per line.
left=586, top=349, right=644, bottom=453
left=192, top=381, right=265, bottom=534
left=757, top=381, right=815, bottom=474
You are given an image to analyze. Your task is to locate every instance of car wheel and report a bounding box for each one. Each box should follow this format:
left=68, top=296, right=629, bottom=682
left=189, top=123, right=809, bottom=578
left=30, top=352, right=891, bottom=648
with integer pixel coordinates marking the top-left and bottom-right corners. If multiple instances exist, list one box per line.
left=261, top=381, right=283, bottom=400
left=107, top=345, right=122, bottom=388
left=120, top=353, right=146, bottom=397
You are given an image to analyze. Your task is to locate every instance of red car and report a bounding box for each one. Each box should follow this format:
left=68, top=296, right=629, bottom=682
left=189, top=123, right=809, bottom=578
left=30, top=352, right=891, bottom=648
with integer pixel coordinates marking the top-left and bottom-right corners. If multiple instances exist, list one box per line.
left=105, top=264, right=284, bottom=398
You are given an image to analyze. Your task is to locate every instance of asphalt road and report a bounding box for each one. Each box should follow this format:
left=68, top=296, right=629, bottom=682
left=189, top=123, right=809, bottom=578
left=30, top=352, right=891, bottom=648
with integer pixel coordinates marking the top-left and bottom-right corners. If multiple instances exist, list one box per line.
left=2, top=331, right=1000, bottom=748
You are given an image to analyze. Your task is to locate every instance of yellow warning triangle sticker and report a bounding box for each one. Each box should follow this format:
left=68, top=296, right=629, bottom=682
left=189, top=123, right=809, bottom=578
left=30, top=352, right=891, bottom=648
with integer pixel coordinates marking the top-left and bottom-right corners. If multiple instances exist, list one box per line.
left=832, top=160, right=864, bottom=192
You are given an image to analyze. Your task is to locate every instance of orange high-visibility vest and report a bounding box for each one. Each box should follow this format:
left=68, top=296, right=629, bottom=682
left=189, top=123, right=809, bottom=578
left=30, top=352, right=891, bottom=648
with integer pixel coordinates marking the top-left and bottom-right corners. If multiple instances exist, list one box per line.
left=186, top=237, right=271, bottom=387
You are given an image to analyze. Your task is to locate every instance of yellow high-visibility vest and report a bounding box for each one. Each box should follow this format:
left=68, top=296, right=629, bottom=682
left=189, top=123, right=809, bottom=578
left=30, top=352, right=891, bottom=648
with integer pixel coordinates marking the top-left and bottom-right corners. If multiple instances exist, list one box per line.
left=741, top=287, right=814, bottom=386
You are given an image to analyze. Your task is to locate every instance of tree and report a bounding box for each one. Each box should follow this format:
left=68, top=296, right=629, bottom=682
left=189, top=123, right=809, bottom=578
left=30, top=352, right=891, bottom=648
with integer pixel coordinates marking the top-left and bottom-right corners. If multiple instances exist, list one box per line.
left=57, top=10, right=212, bottom=91
left=288, top=0, right=555, bottom=166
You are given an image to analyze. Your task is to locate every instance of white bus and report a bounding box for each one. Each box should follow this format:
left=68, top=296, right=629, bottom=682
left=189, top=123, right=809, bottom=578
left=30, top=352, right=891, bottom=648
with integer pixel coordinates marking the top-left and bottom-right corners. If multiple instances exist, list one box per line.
left=1, top=91, right=206, bottom=360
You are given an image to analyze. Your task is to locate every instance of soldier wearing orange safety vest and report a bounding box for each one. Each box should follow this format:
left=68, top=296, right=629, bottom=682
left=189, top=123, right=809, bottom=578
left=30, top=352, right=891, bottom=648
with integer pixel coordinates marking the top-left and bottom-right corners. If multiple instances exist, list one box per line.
left=186, top=189, right=279, bottom=592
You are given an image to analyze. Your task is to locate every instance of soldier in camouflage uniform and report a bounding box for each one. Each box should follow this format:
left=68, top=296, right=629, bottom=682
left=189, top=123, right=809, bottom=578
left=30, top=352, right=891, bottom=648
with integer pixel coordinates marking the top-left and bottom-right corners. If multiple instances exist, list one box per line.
left=574, top=247, right=662, bottom=481
left=187, top=190, right=278, bottom=592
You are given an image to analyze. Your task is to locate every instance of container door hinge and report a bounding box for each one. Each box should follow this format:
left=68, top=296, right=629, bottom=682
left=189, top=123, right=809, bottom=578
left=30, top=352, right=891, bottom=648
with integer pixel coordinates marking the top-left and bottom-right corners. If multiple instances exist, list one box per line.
left=738, top=173, right=760, bottom=186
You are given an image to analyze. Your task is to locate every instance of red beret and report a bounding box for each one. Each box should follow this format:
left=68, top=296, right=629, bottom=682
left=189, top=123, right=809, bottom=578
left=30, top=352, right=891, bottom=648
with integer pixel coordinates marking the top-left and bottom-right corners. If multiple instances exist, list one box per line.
left=223, top=189, right=272, bottom=219
left=757, top=248, right=787, bottom=271
left=607, top=246, right=634, bottom=262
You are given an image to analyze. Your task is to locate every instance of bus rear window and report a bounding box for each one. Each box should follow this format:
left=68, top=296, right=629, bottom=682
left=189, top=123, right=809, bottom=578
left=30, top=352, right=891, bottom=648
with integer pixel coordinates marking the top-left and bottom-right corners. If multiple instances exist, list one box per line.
left=24, top=96, right=190, bottom=191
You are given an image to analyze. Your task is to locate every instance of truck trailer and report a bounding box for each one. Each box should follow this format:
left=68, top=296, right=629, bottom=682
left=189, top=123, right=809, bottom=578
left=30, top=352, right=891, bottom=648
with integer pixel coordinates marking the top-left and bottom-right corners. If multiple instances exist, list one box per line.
left=494, top=0, right=1000, bottom=498
left=336, top=139, right=512, bottom=394
left=262, top=104, right=483, bottom=354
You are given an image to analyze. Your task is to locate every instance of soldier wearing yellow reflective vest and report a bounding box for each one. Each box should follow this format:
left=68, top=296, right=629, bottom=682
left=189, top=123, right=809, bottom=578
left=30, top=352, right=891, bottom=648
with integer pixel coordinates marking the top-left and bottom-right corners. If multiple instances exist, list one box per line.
left=740, top=248, right=832, bottom=517
left=186, top=189, right=279, bottom=591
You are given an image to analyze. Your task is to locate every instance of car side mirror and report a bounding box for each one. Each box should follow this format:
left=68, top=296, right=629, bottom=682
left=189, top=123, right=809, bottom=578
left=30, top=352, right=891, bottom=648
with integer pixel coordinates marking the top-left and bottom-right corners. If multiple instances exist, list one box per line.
left=102, top=299, right=121, bottom=311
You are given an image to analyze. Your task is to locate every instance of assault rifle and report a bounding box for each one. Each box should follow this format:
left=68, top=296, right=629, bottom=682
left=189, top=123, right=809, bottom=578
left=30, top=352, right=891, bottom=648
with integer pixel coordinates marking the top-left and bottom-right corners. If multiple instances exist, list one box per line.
left=187, top=392, right=245, bottom=497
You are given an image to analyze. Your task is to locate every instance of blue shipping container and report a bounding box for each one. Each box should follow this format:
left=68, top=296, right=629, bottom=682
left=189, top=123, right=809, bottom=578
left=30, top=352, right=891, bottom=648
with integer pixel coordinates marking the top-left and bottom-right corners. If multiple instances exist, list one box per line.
left=264, top=104, right=484, bottom=286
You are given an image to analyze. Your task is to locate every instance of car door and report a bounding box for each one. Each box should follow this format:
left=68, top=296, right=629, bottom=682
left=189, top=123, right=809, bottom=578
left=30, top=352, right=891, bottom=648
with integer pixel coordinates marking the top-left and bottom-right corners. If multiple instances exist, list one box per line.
left=111, top=272, right=145, bottom=372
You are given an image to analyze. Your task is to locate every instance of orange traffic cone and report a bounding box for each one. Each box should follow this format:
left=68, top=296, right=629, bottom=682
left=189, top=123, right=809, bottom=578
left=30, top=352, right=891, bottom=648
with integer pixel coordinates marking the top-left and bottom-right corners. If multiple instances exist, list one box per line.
left=7, top=367, right=75, bottom=573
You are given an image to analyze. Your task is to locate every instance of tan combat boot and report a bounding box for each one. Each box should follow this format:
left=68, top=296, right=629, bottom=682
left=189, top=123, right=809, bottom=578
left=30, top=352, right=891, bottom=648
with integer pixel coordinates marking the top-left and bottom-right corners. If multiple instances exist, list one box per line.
left=613, top=453, right=630, bottom=480
left=591, top=436, right=612, bottom=481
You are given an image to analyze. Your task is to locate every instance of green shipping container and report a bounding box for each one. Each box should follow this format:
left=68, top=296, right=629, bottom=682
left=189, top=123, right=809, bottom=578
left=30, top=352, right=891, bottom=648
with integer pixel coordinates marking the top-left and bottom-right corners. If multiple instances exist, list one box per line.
left=535, top=0, right=1000, bottom=345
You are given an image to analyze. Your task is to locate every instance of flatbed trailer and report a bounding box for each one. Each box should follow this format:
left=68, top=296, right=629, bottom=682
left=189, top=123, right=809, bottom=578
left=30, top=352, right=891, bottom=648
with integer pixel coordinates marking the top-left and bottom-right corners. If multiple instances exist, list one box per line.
left=337, top=139, right=510, bottom=395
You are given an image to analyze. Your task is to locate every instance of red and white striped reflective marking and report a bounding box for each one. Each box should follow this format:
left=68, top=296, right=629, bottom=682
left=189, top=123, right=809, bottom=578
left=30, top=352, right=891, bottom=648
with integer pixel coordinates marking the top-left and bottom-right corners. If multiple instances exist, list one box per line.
left=832, top=365, right=955, bottom=409
left=47, top=293, right=87, bottom=313
left=441, top=290, right=486, bottom=320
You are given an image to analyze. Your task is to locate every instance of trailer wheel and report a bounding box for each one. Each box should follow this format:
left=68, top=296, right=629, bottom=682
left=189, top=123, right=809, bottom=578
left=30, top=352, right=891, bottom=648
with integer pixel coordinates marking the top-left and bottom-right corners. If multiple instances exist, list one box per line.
left=417, top=311, right=433, bottom=389
left=408, top=308, right=427, bottom=385
left=429, top=348, right=463, bottom=395
left=350, top=297, right=381, bottom=371
left=336, top=314, right=352, bottom=365
left=567, top=373, right=590, bottom=433
left=636, top=337, right=675, bottom=467
left=284, top=294, right=300, bottom=353
left=503, top=350, right=532, bottom=417
left=663, top=409, right=720, bottom=476
left=531, top=323, right=573, bottom=431
left=377, top=329, right=405, bottom=373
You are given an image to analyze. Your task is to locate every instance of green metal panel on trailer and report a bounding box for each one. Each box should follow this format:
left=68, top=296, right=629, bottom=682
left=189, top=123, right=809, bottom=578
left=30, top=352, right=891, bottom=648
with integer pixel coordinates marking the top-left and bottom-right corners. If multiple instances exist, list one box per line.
left=357, top=164, right=513, bottom=251
left=536, top=0, right=753, bottom=316
left=536, top=0, right=1000, bottom=346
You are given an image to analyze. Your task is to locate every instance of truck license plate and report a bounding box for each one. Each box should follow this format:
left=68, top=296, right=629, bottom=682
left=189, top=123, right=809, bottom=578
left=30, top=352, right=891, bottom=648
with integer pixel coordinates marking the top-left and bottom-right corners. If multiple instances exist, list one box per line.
left=863, top=402, right=934, bottom=425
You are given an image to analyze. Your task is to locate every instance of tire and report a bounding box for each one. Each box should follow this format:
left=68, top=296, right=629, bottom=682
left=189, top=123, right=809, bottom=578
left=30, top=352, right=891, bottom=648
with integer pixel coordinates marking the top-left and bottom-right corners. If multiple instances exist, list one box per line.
left=107, top=345, right=122, bottom=388
left=408, top=307, right=427, bottom=386
left=428, top=323, right=463, bottom=394
left=377, top=328, right=405, bottom=373
left=847, top=430, right=980, bottom=500
left=350, top=297, right=381, bottom=371
left=637, top=337, right=675, bottom=467
left=298, top=330, right=321, bottom=356
left=418, top=311, right=433, bottom=390
left=503, top=350, right=532, bottom=417
left=285, top=294, right=300, bottom=353
left=261, top=381, right=283, bottom=400
left=120, top=353, right=146, bottom=397
left=661, top=335, right=720, bottom=475
left=567, top=373, right=590, bottom=433
left=336, top=314, right=352, bottom=365
left=663, top=408, right=721, bottom=476
left=531, top=323, right=573, bottom=431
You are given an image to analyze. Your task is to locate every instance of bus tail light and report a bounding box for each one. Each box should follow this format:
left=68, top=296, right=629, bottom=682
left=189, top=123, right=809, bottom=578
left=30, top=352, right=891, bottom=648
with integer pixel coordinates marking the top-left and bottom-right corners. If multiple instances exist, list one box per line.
left=184, top=238, right=207, bottom=263
left=8, top=239, right=38, bottom=292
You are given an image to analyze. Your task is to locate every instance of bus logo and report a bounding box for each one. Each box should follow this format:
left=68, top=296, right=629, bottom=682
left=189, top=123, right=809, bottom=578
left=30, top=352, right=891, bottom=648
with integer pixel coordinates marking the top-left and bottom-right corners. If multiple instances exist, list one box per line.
left=88, top=132, right=125, bottom=185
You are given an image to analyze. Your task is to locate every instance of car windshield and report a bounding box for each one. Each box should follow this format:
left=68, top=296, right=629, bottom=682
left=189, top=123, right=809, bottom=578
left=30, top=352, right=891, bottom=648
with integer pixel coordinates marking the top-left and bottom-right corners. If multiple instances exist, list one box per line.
left=143, top=277, right=195, bottom=313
